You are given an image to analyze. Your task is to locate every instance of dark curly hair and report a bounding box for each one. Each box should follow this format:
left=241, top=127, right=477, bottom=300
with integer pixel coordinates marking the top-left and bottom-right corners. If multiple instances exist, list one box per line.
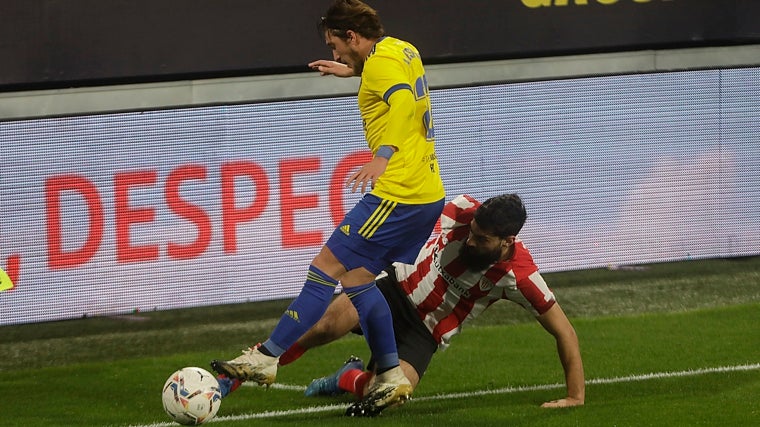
left=473, top=194, right=527, bottom=238
left=318, top=0, right=385, bottom=40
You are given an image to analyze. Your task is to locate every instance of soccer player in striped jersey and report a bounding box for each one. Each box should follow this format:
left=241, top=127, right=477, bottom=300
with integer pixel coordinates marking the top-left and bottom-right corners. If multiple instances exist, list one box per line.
left=278, top=194, right=586, bottom=414
left=211, top=0, right=445, bottom=417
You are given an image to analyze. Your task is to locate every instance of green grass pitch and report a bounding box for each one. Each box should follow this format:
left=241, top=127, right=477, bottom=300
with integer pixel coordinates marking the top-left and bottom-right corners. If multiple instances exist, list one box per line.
left=1, top=256, right=758, bottom=426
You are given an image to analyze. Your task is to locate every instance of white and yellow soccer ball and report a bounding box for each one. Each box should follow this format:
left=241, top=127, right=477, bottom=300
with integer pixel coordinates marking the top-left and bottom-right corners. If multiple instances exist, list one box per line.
left=162, top=367, right=222, bottom=425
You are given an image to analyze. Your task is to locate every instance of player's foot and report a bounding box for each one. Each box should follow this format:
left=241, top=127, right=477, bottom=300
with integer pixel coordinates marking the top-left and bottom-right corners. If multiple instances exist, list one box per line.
left=304, top=355, right=364, bottom=397
left=345, top=366, right=412, bottom=417
left=216, top=375, right=243, bottom=398
left=211, top=346, right=278, bottom=386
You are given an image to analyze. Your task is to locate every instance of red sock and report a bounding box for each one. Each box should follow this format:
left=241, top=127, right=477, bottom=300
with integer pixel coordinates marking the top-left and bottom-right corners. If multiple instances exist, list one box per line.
left=338, top=369, right=371, bottom=398
left=217, top=374, right=243, bottom=395
left=228, top=378, right=242, bottom=394
left=278, top=342, right=307, bottom=366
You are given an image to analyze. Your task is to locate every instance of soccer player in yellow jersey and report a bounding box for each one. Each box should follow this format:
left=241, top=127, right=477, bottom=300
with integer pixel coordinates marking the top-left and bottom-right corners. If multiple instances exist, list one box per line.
left=212, top=0, right=445, bottom=417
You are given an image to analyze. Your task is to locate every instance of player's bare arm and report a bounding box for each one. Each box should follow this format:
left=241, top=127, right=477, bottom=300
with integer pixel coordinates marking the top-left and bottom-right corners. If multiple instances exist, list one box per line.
left=308, top=60, right=355, bottom=77
left=536, top=303, right=586, bottom=408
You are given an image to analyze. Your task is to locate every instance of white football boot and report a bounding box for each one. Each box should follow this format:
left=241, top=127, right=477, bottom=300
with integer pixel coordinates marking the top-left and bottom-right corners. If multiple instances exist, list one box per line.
left=211, top=346, right=278, bottom=386
left=345, top=365, right=412, bottom=417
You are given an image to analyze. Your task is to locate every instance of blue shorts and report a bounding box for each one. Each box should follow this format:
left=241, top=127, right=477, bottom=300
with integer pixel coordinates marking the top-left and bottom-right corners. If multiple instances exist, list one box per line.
left=325, top=194, right=444, bottom=275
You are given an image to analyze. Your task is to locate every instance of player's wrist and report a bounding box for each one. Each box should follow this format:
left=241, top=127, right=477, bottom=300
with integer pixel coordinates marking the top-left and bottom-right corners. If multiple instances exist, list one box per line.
left=375, top=145, right=395, bottom=160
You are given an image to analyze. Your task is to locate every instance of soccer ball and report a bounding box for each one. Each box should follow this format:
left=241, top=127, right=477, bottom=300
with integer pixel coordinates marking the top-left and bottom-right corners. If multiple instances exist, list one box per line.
left=162, top=367, right=222, bottom=425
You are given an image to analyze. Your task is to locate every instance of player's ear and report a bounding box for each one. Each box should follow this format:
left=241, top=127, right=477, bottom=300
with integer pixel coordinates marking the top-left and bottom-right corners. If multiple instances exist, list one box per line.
left=345, top=30, right=357, bottom=44
left=503, top=236, right=516, bottom=247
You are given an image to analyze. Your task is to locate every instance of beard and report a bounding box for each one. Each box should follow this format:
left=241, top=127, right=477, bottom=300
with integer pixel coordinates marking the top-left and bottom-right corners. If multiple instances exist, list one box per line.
left=458, top=243, right=502, bottom=271
left=351, top=60, right=364, bottom=75
left=346, top=51, right=365, bottom=75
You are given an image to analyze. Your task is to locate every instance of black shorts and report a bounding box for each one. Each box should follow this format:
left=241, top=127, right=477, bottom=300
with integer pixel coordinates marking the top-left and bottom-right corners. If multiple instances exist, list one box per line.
left=364, top=268, right=438, bottom=379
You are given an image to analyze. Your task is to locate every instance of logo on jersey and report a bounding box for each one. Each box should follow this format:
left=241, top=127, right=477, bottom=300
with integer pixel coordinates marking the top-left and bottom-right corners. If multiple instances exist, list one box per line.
left=478, top=277, right=495, bottom=292
left=340, top=225, right=350, bottom=236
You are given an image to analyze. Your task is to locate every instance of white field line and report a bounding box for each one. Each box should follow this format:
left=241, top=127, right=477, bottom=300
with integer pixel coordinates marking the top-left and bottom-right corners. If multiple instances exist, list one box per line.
left=127, top=362, right=760, bottom=427
left=245, top=382, right=306, bottom=391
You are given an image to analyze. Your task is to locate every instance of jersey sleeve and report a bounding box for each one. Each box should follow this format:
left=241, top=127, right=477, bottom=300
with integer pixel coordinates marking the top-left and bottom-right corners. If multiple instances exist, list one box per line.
left=382, top=88, right=417, bottom=151
left=362, top=54, right=411, bottom=102
left=509, top=242, right=556, bottom=315
left=441, top=195, right=479, bottom=235
left=515, top=271, right=556, bottom=315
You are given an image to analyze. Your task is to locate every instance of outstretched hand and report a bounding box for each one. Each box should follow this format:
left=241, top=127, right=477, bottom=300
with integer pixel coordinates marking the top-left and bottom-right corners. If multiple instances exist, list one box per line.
left=308, top=60, right=354, bottom=77
left=540, top=397, right=584, bottom=408
left=346, top=157, right=388, bottom=193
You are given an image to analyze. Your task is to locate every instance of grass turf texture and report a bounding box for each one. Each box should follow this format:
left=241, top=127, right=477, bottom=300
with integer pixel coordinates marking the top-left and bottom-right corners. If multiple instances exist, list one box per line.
left=1, top=256, right=758, bottom=426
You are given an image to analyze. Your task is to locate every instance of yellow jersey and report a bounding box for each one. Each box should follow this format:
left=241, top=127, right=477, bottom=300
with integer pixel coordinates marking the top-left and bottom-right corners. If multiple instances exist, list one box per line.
left=358, top=36, right=445, bottom=204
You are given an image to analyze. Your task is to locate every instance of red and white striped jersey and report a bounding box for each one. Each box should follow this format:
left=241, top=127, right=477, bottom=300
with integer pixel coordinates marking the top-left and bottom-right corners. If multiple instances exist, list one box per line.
left=393, top=195, right=556, bottom=349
